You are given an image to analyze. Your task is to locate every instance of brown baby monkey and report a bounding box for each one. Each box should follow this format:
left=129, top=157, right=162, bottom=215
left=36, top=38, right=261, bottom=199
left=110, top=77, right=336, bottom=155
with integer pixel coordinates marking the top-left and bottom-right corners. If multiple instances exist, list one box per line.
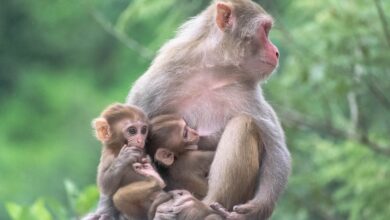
left=85, top=103, right=166, bottom=220
left=147, top=114, right=215, bottom=200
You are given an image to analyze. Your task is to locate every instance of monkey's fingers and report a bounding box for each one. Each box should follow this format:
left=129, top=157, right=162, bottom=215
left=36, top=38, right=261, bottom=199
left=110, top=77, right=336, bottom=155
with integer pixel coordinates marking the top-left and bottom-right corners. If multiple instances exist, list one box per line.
left=210, top=202, right=231, bottom=218
left=226, top=212, right=246, bottom=220
left=151, top=174, right=166, bottom=188
left=156, top=205, right=176, bottom=214
left=171, top=200, right=194, bottom=213
left=154, top=212, right=176, bottom=220
left=141, top=157, right=149, bottom=163
left=132, top=162, right=142, bottom=170
left=232, top=203, right=256, bottom=214
left=141, top=163, right=153, bottom=169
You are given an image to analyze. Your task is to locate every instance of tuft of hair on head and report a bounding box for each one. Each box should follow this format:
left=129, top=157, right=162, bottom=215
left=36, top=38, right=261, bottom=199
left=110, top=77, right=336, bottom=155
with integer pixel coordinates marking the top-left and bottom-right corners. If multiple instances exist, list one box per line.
left=147, top=114, right=183, bottom=157
left=100, top=103, right=148, bottom=125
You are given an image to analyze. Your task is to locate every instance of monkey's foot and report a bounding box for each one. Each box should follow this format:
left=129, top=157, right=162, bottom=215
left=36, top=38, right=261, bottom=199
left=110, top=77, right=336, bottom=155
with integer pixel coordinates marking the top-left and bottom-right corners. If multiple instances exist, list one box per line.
left=210, top=202, right=257, bottom=220
left=156, top=190, right=194, bottom=214
left=231, top=202, right=272, bottom=220
left=210, top=202, right=230, bottom=218
left=233, top=203, right=257, bottom=214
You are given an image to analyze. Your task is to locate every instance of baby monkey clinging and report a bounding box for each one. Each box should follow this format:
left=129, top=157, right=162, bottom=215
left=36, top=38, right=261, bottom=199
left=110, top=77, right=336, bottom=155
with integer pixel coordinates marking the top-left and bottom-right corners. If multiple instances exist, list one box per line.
left=89, top=103, right=165, bottom=220
left=148, top=114, right=215, bottom=200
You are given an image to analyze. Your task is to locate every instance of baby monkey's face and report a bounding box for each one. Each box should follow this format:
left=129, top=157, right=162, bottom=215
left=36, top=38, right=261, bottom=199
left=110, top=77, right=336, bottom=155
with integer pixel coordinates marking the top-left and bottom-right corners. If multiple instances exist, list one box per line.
left=150, top=116, right=200, bottom=167
left=180, top=119, right=199, bottom=148
left=163, top=118, right=199, bottom=154
left=119, top=119, right=149, bottom=149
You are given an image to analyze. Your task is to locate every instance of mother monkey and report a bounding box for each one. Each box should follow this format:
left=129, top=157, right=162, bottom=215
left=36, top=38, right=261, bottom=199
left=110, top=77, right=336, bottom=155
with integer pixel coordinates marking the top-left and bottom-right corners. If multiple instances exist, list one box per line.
left=127, top=0, right=291, bottom=219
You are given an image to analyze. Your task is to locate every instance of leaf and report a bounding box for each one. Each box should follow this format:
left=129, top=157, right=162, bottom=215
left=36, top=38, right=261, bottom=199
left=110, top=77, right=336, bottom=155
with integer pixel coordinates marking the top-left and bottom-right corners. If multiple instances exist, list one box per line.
left=115, top=0, right=176, bottom=33
left=64, top=179, right=80, bottom=212
left=75, top=185, right=99, bottom=215
left=30, top=199, right=52, bottom=220
left=5, top=203, right=23, bottom=220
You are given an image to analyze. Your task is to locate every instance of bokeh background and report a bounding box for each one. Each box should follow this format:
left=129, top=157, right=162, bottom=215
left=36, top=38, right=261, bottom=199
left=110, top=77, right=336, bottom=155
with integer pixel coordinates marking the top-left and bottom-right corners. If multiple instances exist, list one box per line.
left=1, top=0, right=389, bottom=219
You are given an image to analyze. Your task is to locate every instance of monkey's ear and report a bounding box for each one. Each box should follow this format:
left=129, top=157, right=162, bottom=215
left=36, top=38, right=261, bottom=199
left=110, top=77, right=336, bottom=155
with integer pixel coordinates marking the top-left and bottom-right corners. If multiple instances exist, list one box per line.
left=216, top=2, right=233, bottom=31
left=155, top=148, right=175, bottom=167
left=92, top=117, right=111, bottom=142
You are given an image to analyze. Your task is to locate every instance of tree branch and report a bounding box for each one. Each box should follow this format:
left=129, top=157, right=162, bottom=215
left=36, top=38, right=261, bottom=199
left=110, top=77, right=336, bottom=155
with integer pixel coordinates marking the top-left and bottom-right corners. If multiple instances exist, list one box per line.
left=278, top=107, right=390, bottom=156
left=90, top=10, right=154, bottom=60
left=364, top=76, right=390, bottom=110
left=347, top=91, right=359, bottom=137
left=373, top=0, right=390, bottom=47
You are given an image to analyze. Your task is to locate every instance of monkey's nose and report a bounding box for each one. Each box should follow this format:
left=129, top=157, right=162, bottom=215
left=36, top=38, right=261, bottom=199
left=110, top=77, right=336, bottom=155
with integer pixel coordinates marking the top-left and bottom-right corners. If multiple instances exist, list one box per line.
left=276, top=51, right=279, bottom=58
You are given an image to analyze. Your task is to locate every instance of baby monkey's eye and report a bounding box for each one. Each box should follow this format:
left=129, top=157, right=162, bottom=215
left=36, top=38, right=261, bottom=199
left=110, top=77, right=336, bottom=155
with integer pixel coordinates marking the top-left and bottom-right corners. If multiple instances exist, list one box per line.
left=141, top=126, right=148, bottom=135
left=128, top=126, right=137, bottom=135
left=183, top=127, right=188, bottom=139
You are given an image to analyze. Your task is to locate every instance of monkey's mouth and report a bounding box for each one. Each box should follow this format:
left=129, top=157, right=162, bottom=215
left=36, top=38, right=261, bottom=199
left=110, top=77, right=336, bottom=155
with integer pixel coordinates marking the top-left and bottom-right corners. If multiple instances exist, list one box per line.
left=260, top=59, right=277, bottom=67
left=124, top=139, right=144, bottom=148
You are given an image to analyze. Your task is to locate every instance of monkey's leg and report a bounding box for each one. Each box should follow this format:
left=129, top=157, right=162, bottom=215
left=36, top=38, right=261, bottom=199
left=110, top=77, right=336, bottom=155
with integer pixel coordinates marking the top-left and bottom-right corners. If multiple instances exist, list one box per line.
left=169, top=151, right=214, bottom=199
left=203, top=114, right=263, bottom=210
left=113, top=178, right=162, bottom=219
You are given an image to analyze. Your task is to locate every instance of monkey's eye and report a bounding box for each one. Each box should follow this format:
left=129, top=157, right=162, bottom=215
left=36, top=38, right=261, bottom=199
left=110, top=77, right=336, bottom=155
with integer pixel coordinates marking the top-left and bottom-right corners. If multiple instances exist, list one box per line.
left=128, top=126, right=137, bottom=135
left=263, top=22, right=272, bottom=37
left=183, top=127, right=188, bottom=139
left=141, top=126, right=148, bottom=135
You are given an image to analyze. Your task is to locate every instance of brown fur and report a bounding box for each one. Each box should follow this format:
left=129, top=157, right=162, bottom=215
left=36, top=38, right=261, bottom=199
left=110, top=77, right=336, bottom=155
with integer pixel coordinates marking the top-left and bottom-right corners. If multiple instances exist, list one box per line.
left=148, top=114, right=215, bottom=200
left=166, top=151, right=214, bottom=199
left=90, top=103, right=165, bottom=220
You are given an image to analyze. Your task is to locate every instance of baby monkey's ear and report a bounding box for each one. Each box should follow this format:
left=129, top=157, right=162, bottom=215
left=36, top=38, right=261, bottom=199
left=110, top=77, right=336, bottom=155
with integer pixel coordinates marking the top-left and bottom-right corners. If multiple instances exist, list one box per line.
left=92, top=117, right=111, bottom=142
left=154, top=148, right=175, bottom=167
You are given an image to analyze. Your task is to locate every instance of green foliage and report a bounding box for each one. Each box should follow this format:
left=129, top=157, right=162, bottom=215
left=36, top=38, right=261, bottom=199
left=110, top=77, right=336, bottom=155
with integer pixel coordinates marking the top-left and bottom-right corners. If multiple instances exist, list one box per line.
left=268, top=0, right=390, bottom=219
left=64, top=180, right=99, bottom=216
left=1, top=0, right=389, bottom=220
left=6, top=199, right=52, bottom=220
left=5, top=181, right=98, bottom=220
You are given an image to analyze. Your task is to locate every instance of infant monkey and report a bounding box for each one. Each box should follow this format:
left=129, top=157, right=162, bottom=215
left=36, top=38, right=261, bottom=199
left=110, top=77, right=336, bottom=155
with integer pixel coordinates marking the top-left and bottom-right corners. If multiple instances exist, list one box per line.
left=87, top=103, right=165, bottom=220
left=147, top=114, right=215, bottom=200
left=147, top=114, right=221, bottom=220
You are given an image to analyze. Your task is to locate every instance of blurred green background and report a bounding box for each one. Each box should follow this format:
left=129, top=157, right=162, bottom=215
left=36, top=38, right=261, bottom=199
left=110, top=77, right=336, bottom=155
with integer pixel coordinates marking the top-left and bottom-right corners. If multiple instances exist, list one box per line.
left=1, top=0, right=389, bottom=219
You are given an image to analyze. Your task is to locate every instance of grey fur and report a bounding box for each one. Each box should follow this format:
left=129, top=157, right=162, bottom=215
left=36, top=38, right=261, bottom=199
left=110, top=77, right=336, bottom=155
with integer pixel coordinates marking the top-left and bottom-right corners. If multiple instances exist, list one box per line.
left=127, top=0, right=291, bottom=218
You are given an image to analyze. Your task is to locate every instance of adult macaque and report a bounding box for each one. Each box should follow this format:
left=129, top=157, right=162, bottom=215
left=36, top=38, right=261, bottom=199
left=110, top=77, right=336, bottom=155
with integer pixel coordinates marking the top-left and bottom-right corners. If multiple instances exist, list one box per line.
left=86, top=103, right=166, bottom=220
left=127, top=0, right=291, bottom=219
left=148, top=114, right=215, bottom=199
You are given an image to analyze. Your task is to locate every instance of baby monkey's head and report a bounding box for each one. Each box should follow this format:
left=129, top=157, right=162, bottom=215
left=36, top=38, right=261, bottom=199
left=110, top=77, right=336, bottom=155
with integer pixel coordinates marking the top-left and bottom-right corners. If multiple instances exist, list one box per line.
left=148, top=114, right=199, bottom=166
left=93, top=103, right=149, bottom=149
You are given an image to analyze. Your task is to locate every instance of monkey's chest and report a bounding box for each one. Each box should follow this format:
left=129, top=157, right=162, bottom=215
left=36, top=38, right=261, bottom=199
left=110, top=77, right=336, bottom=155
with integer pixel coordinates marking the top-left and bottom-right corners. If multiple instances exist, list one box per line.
left=174, top=86, right=251, bottom=136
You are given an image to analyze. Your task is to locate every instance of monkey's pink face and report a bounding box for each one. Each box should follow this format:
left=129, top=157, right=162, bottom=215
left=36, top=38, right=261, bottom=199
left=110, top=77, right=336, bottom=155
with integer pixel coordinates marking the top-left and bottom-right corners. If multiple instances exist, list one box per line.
left=259, top=20, right=279, bottom=67
left=120, top=120, right=148, bottom=149
left=215, top=2, right=279, bottom=80
left=243, top=18, right=279, bottom=80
